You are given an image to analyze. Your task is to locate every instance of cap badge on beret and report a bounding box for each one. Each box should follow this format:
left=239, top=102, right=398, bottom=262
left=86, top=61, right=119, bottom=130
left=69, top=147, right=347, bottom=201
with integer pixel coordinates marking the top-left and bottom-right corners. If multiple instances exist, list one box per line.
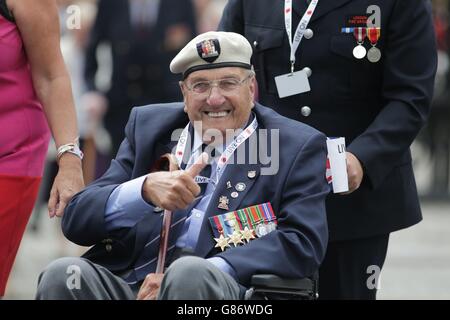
left=196, top=39, right=220, bottom=63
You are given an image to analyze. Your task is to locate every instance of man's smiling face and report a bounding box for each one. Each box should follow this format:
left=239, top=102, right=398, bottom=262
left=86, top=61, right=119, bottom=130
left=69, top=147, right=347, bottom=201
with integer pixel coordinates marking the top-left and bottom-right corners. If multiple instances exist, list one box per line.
left=180, top=67, right=255, bottom=138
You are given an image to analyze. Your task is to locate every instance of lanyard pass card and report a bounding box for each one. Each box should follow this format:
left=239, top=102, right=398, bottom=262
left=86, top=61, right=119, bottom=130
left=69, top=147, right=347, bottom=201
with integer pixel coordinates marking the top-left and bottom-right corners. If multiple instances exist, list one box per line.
left=275, top=68, right=311, bottom=98
left=275, top=0, right=319, bottom=98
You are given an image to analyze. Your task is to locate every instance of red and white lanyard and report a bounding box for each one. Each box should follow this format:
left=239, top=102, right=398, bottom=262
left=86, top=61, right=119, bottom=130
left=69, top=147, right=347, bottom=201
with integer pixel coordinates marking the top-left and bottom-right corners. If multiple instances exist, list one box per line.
left=175, top=117, right=258, bottom=184
left=284, top=0, right=319, bottom=72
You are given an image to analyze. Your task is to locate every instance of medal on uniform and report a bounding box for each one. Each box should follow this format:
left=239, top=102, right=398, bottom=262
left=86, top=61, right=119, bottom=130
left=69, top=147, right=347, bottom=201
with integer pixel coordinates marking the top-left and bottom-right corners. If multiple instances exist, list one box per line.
left=218, top=196, right=229, bottom=210
left=211, top=215, right=232, bottom=251
left=255, top=203, right=278, bottom=237
left=256, top=223, right=270, bottom=237
left=367, top=27, right=381, bottom=63
left=226, top=181, right=232, bottom=189
left=229, top=231, right=244, bottom=247
left=352, top=27, right=367, bottom=59
left=214, top=233, right=230, bottom=252
left=226, top=211, right=245, bottom=246
left=224, top=212, right=239, bottom=231
left=209, top=203, right=277, bottom=251
left=235, top=209, right=255, bottom=243
left=240, top=226, right=255, bottom=243
left=245, top=203, right=278, bottom=238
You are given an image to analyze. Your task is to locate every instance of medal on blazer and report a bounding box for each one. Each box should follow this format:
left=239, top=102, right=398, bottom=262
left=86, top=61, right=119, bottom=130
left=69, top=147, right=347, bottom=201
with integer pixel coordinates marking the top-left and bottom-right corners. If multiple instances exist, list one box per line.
left=209, top=203, right=277, bottom=251
left=214, top=233, right=230, bottom=251
left=229, top=231, right=244, bottom=247
left=367, top=27, right=381, bottom=63
left=211, top=213, right=234, bottom=251
left=234, top=210, right=255, bottom=243
left=242, top=203, right=278, bottom=238
left=252, top=203, right=278, bottom=237
left=352, top=27, right=367, bottom=59
left=240, top=226, right=255, bottom=243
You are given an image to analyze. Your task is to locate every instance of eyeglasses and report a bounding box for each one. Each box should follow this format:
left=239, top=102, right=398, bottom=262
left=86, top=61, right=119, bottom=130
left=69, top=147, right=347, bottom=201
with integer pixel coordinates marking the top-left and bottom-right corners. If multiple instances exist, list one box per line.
left=184, top=74, right=253, bottom=97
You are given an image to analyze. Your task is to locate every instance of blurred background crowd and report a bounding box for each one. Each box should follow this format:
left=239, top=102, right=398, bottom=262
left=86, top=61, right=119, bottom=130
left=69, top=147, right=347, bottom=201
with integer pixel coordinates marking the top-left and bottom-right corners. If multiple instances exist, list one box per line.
left=2, top=0, right=450, bottom=299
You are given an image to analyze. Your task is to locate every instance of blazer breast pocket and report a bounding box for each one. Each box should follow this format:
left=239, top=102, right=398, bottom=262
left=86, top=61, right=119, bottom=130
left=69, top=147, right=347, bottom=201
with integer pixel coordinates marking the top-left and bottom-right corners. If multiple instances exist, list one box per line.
left=244, top=24, right=287, bottom=95
left=329, top=34, right=381, bottom=101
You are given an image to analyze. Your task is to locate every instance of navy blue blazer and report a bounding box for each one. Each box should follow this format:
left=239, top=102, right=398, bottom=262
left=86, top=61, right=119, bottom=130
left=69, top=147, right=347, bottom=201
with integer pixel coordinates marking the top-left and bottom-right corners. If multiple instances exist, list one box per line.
left=219, top=0, right=437, bottom=241
left=63, top=103, right=329, bottom=286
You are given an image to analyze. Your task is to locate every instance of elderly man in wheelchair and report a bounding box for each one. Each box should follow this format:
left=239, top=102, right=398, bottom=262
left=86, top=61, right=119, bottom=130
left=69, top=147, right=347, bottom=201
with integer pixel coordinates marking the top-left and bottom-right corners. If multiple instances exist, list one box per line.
left=36, top=31, right=329, bottom=300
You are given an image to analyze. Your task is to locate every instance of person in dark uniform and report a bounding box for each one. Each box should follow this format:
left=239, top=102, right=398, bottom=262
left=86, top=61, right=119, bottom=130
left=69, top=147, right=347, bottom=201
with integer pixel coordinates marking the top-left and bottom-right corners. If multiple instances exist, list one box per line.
left=219, top=0, right=437, bottom=299
left=84, top=0, right=197, bottom=155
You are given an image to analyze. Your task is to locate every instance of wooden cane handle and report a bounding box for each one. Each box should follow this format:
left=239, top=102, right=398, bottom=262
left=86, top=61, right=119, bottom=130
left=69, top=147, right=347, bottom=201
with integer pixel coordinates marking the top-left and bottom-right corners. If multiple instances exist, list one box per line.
left=151, top=153, right=179, bottom=172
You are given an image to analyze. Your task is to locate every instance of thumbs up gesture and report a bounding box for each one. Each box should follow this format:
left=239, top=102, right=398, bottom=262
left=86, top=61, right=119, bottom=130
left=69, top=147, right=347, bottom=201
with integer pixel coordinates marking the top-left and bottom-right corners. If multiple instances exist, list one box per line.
left=142, top=153, right=209, bottom=211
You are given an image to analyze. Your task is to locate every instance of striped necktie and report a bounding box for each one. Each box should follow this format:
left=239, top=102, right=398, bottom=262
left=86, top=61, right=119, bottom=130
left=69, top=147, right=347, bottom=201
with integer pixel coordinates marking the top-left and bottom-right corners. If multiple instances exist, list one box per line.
left=124, top=208, right=191, bottom=284
left=124, top=149, right=214, bottom=284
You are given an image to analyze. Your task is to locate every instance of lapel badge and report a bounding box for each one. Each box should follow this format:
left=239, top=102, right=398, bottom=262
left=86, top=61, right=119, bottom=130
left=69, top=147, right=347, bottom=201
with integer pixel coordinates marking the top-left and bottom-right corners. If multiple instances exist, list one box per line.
left=226, top=181, right=232, bottom=189
left=235, top=182, right=246, bottom=192
left=247, top=170, right=256, bottom=179
left=218, top=196, right=230, bottom=210
left=230, top=191, right=239, bottom=199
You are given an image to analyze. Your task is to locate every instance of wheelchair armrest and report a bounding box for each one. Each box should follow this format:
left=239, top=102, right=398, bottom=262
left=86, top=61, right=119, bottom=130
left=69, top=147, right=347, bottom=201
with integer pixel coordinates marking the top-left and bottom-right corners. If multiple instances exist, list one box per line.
left=250, top=274, right=315, bottom=291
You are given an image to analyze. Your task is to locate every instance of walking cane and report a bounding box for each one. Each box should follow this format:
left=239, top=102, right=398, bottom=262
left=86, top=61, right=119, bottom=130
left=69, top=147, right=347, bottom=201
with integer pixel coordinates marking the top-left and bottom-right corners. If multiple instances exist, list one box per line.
left=153, top=153, right=179, bottom=274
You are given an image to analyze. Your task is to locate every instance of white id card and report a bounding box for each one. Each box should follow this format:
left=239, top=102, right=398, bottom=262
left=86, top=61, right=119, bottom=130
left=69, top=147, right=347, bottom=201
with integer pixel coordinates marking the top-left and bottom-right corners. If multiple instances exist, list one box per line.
left=326, top=137, right=349, bottom=194
left=275, top=70, right=311, bottom=98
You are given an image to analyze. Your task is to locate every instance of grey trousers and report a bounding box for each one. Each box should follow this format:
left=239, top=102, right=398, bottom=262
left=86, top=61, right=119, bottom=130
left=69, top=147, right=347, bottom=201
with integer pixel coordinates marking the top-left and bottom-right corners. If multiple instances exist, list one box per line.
left=35, top=256, right=241, bottom=300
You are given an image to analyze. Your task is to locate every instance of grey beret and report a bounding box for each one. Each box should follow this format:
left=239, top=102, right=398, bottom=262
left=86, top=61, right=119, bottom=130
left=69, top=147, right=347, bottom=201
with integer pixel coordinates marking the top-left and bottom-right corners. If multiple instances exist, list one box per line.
left=170, top=31, right=253, bottom=79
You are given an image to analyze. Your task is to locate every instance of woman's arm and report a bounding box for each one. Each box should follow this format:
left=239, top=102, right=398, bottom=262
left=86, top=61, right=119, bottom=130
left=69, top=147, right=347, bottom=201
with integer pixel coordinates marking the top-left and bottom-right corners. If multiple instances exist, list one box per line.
left=8, top=0, right=84, bottom=217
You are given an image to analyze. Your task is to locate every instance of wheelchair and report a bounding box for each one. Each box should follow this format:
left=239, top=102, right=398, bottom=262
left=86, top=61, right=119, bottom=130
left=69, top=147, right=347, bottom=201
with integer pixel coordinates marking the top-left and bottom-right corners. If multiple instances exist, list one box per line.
left=246, top=272, right=319, bottom=300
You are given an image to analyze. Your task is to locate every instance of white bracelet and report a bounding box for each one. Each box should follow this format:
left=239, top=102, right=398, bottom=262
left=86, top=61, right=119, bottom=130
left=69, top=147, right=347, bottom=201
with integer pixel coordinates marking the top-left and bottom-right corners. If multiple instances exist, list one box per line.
left=57, top=142, right=83, bottom=163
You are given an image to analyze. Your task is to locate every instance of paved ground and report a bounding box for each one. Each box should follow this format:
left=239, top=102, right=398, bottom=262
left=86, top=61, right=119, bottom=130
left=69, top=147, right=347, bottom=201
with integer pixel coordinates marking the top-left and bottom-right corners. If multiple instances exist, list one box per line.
left=377, top=201, right=450, bottom=300
left=3, top=200, right=450, bottom=300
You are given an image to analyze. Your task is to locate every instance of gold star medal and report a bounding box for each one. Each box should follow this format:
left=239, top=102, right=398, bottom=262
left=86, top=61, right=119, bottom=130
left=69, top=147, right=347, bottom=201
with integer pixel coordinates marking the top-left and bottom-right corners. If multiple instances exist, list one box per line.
left=214, top=234, right=230, bottom=252
left=229, top=231, right=243, bottom=247
left=240, top=226, right=255, bottom=243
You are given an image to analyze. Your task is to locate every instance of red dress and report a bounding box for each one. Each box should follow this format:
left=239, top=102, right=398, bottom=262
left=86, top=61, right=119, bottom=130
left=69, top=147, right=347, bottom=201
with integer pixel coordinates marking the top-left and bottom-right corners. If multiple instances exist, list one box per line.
left=0, top=14, right=50, bottom=296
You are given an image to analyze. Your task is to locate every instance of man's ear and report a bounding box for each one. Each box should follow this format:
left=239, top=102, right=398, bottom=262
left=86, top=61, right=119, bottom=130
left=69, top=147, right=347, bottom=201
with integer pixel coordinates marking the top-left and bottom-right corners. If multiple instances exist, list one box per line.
left=179, top=81, right=188, bottom=112
left=249, top=76, right=257, bottom=104
left=179, top=81, right=186, bottom=96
